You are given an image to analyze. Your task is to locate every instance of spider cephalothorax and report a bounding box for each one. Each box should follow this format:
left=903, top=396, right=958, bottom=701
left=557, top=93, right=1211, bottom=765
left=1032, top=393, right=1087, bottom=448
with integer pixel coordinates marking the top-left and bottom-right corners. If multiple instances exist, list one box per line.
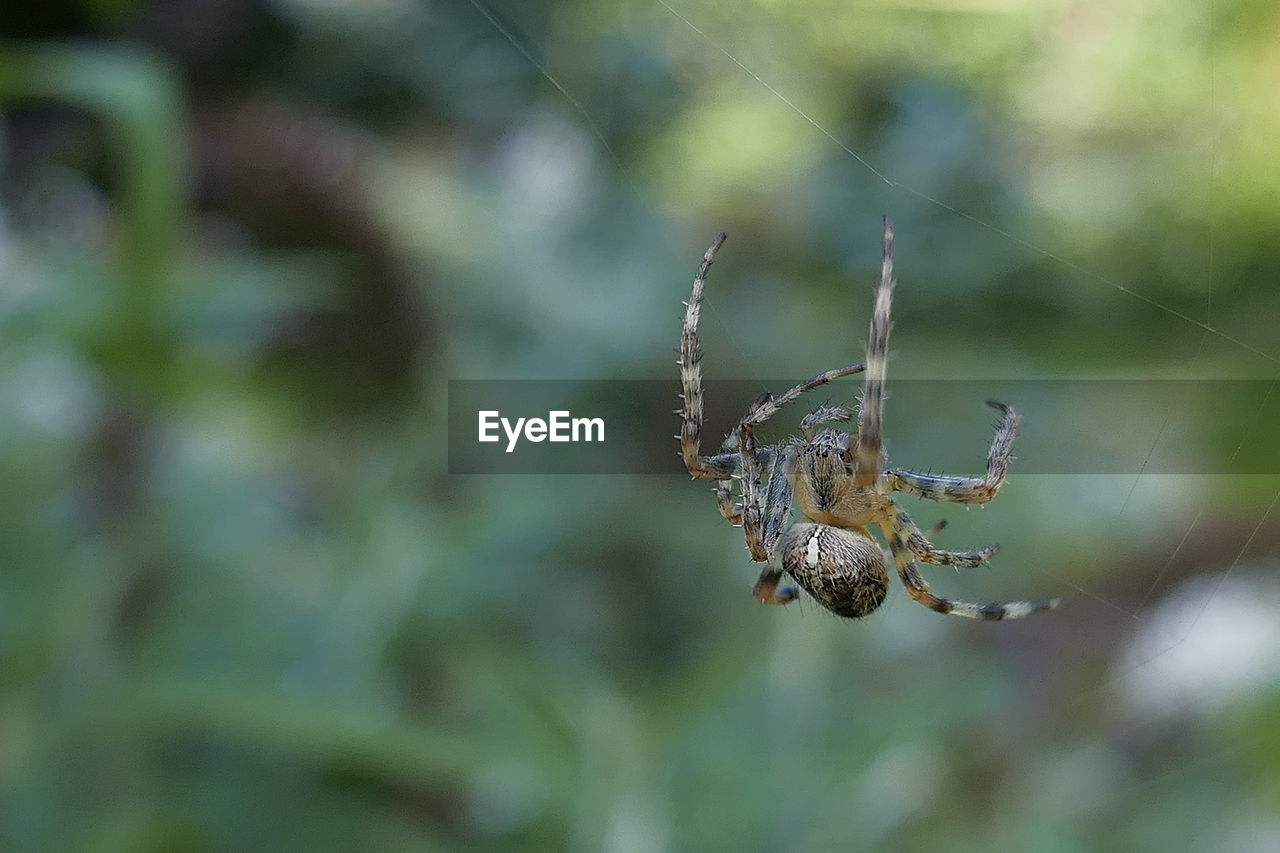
left=677, top=219, right=1060, bottom=621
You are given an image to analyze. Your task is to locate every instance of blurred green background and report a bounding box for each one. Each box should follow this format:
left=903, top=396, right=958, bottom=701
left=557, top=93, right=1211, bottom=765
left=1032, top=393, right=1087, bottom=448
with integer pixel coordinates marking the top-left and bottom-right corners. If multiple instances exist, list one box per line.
left=3, top=1, right=1280, bottom=850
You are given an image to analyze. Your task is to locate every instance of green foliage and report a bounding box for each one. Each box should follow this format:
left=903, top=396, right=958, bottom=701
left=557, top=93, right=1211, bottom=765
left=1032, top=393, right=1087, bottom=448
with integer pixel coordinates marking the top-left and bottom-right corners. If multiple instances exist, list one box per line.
left=2, top=2, right=1279, bottom=850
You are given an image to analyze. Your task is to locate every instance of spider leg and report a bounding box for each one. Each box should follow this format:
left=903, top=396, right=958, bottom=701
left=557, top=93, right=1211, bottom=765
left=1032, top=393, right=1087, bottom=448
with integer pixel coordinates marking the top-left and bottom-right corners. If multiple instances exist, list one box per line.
left=714, top=480, right=743, bottom=525
left=882, top=518, right=1060, bottom=620
left=886, top=401, right=1021, bottom=504
left=676, top=236, right=747, bottom=526
left=678, top=233, right=736, bottom=481
left=754, top=446, right=800, bottom=605
left=739, top=431, right=800, bottom=605
left=761, top=445, right=796, bottom=547
left=737, top=422, right=770, bottom=561
left=854, top=218, right=894, bottom=488
left=678, top=233, right=861, bottom=480
left=740, top=364, right=866, bottom=431
left=753, top=564, right=798, bottom=605
left=891, top=507, right=999, bottom=570
left=713, top=444, right=777, bottom=527
left=801, top=405, right=853, bottom=441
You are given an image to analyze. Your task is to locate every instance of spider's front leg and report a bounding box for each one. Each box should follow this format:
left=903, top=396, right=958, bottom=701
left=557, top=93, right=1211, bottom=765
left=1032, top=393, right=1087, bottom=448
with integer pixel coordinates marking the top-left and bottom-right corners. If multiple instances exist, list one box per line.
left=677, top=234, right=747, bottom=527
left=678, top=233, right=736, bottom=483
left=886, top=401, right=1021, bottom=504
left=678, top=233, right=862, bottom=523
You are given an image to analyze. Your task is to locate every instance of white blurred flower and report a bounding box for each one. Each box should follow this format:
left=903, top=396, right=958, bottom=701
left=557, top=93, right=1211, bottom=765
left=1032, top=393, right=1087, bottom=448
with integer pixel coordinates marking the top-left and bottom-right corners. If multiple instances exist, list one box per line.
left=1113, top=564, right=1280, bottom=719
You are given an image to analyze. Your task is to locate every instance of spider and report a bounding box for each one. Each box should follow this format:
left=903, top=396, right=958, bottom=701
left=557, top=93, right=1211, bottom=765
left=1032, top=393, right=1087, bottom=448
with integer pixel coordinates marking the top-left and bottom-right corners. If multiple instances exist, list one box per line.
left=677, top=218, right=1060, bottom=620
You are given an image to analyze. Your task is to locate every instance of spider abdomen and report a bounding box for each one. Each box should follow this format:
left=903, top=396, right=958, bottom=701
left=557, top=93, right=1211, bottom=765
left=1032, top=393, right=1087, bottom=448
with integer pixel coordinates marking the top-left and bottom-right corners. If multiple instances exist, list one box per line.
left=780, top=522, right=889, bottom=619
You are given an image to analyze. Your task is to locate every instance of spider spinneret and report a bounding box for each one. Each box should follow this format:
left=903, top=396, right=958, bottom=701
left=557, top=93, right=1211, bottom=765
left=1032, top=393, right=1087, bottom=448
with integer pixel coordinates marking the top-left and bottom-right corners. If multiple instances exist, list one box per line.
left=676, top=219, right=1060, bottom=621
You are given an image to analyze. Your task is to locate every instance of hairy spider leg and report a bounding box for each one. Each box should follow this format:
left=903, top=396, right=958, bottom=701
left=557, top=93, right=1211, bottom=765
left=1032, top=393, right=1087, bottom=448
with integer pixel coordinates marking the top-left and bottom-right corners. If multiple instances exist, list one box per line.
left=883, top=520, right=1060, bottom=620
left=886, top=400, right=1021, bottom=504
left=679, top=233, right=863, bottom=526
left=737, top=364, right=867, bottom=430
left=800, top=405, right=853, bottom=441
left=678, top=232, right=733, bottom=481
left=744, top=443, right=801, bottom=605
left=890, top=506, right=1000, bottom=569
left=736, top=421, right=772, bottom=562
left=854, top=218, right=895, bottom=488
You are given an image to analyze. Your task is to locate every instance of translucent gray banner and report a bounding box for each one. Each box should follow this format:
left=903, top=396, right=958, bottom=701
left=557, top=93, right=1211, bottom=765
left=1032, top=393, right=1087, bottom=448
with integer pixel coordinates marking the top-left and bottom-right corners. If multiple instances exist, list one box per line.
left=447, top=380, right=1279, bottom=474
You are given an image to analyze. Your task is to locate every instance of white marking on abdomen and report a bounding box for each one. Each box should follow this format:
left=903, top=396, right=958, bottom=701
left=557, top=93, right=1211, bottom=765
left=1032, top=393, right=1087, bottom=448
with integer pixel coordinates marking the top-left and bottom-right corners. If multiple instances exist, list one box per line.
left=805, top=530, right=821, bottom=568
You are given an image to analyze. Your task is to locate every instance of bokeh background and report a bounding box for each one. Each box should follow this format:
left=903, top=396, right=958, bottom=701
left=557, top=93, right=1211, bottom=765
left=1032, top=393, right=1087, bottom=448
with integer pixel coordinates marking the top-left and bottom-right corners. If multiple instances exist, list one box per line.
left=3, top=1, right=1280, bottom=850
